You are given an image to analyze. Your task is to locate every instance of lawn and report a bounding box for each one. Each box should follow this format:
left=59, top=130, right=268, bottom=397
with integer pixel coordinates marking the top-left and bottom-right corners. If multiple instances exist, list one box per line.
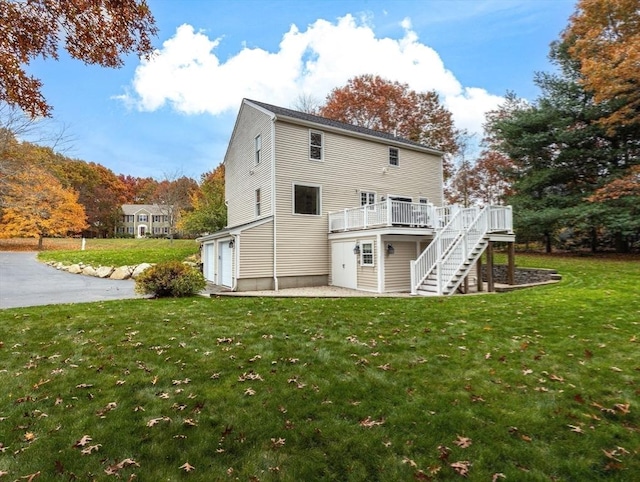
left=0, top=254, right=638, bottom=481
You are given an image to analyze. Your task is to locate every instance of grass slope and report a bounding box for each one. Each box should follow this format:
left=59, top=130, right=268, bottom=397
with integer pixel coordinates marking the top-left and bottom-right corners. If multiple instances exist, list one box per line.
left=0, top=255, right=638, bottom=481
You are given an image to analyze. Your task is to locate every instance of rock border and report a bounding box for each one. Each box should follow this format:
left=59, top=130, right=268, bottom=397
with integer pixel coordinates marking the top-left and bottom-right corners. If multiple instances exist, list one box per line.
left=45, top=261, right=201, bottom=280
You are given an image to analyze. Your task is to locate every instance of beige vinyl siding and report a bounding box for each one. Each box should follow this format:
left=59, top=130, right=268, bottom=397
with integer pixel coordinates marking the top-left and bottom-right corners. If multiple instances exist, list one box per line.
left=273, top=121, right=443, bottom=278
left=238, top=221, right=274, bottom=278
left=357, top=238, right=377, bottom=291
left=384, top=241, right=416, bottom=292
left=225, top=104, right=274, bottom=227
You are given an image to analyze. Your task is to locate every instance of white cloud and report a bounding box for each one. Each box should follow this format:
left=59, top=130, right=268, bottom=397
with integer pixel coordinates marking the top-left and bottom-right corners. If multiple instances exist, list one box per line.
left=122, top=14, right=503, bottom=136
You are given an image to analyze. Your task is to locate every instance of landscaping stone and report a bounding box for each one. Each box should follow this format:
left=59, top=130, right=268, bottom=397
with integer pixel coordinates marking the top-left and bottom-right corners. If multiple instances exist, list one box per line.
left=82, top=266, right=98, bottom=277
left=110, top=266, right=132, bottom=280
left=67, top=264, right=83, bottom=274
left=95, top=266, right=115, bottom=278
left=131, top=263, right=152, bottom=279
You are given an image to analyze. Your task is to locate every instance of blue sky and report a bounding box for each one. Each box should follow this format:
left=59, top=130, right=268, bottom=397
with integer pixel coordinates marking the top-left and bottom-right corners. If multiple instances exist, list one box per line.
left=29, top=0, right=577, bottom=180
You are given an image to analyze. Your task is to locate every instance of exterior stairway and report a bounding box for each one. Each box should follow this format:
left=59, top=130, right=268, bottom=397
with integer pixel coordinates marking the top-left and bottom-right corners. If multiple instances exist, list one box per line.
left=411, top=206, right=505, bottom=296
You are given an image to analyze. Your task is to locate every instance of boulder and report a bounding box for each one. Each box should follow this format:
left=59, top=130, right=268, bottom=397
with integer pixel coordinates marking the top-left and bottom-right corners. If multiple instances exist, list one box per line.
left=131, top=263, right=153, bottom=279
left=95, top=266, right=115, bottom=278
left=110, top=266, right=132, bottom=280
left=82, top=266, right=98, bottom=277
left=67, top=264, right=83, bottom=274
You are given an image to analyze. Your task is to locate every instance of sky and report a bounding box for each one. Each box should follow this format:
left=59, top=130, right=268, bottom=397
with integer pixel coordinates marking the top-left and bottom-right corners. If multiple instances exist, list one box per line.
left=28, top=0, right=577, bottom=180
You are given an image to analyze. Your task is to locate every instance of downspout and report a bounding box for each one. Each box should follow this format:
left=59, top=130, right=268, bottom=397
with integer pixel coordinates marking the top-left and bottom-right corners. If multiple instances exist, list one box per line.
left=270, top=116, right=279, bottom=291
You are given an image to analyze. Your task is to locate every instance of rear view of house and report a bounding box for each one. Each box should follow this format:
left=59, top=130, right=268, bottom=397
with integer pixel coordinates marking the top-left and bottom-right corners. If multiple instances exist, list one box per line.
left=198, top=99, right=514, bottom=295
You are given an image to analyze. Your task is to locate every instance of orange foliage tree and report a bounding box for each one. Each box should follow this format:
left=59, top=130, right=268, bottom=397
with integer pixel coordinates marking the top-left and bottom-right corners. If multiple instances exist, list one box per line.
left=320, top=75, right=459, bottom=178
left=179, top=164, right=226, bottom=235
left=0, top=166, right=88, bottom=248
left=0, top=0, right=157, bottom=117
left=563, top=0, right=640, bottom=129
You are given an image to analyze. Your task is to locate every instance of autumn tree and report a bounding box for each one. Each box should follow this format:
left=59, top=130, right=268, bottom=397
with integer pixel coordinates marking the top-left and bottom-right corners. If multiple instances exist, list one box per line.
left=470, top=150, right=514, bottom=206
left=320, top=75, right=459, bottom=178
left=152, top=174, right=198, bottom=239
left=0, top=166, right=88, bottom=248
left=179, top=164, right=226, bottom=235
left=0, top=0, right=157, bottom=117
left=119, top=174, right=159, bottom=204
left=563, top=0, right=640, bottom=130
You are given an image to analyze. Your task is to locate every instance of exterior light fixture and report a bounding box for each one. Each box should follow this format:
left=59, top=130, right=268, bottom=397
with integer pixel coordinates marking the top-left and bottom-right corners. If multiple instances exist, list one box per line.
left=353, top=243, right=360, bottom=255
left=229, top=240, right=235, bottom=248
left=386, top=243, right=395, bottom=255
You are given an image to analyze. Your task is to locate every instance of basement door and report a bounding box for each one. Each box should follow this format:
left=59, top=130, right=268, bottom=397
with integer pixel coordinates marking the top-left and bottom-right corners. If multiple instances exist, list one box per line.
left=331, top=241, right=357, bottom=289
left=219, top=240, right=233, bottom=287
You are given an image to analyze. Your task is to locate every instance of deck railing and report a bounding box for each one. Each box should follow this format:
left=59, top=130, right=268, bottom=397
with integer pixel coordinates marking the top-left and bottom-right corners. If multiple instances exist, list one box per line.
left=328, top=200, right=433, bottom=232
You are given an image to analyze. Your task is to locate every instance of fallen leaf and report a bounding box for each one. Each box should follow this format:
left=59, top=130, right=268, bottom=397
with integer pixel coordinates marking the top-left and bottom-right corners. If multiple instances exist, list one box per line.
left=454, top=435, right=472, bottom=449
left=492, top=473, right=506, bottom=481
left=81, top=444, right=102, bottom=455
left=74, top=435, right=92, bottom=447
left=568, top=424, right=584, bottom=434
left=271, top=437, right=286, bottom=448
left=450, top=460, right=471, bottom=477
left=359, top=416, right=385, bottom=428
left=180, top=462, right=195, bottom=472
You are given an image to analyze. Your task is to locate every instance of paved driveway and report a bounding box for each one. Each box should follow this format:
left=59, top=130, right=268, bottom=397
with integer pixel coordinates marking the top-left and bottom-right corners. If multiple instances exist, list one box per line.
left=0, top=252, right=139, bottom=309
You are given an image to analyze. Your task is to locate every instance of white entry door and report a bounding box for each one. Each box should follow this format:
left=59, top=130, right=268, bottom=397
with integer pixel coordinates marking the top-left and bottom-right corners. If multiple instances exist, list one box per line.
left=219, top=240, right=233, bottom=287
left=331, top=242, right=357, bottom=289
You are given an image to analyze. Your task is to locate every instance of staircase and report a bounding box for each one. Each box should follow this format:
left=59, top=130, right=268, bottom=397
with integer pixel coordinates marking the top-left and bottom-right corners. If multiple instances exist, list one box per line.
left=411, top=206, right=498, bottom=296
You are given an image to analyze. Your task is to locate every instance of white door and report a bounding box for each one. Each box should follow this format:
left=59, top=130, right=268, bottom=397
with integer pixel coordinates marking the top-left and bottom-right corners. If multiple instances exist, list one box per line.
left=202, top=244, right=215, bottom=281
left=331, top=242, right=357, bottom=289
left=219, top=240, right=233, bottom=287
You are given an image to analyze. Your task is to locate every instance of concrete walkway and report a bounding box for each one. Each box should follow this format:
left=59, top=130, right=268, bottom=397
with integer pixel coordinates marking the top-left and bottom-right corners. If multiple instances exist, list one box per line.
left=0, top=252, right=140, bottom=309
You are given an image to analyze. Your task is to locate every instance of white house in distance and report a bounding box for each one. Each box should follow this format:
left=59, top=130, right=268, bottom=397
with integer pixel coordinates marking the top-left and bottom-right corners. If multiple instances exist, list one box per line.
left=119, top=204, right=171, bottom=238
left=198, top=99, right=515, bottom=295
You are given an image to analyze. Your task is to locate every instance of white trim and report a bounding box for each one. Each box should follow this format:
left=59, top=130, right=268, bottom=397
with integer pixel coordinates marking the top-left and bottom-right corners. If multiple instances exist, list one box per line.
left=359, top=190, right=377, bottom=206
left=377, top=233, right=384, bottom=293
left=388, top=146, right=399, bottom=166
left=292, top=182, right=322, bottom=216
left=254, top=134, right=261, bottom=165
left=271, top=117, right=278, bottom=291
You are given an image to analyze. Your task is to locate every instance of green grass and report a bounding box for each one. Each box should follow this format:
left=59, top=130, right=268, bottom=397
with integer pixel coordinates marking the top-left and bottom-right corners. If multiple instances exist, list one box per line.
left=0, top=254, right=638, bottom=481
left=36, top=238, right=199, bottom=266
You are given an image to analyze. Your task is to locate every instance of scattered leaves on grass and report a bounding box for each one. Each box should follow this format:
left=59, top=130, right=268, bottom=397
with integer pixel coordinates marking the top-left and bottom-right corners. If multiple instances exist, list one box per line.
left=104, top=458, right=139, bottom=475
left=359, top=416, right=385, bottom=428
left=450, top=460, right=471, bottom=477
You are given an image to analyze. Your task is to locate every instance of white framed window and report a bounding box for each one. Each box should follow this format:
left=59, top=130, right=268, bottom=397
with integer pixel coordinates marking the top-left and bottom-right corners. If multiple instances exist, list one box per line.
left=309, top=130, right=323, bottom=160
left=127, top=227, right=134, bottom=234
left=389, top=147, right=399, bottom=166
left=360, top=191, right=376, bottom=206
left=255, top=135, right=261, bottom=164
left=361, top=241, right=374, bottom=266
left=138, top=214, right=148, bottom=222
left=293, top=183, right=321, bottom=215
left=419, top=197, right=429, bottom=204
left=255, top=188, right=261, bottom=216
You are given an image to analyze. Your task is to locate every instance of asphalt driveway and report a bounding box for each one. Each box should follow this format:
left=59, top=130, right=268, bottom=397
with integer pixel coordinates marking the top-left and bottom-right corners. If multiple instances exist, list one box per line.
left=0, top=252, right=139, bottom=309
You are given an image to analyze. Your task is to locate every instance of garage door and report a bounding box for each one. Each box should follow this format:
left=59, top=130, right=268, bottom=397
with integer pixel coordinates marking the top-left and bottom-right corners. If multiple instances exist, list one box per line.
left=219, top=240, right=233, bottom=287
left=331, top=241, right=357, bottom=289
left=203, top=244, right=215, bottom=281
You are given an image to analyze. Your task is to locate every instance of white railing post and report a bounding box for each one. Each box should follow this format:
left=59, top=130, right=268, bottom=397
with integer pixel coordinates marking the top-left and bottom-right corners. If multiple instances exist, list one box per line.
left=363, top=205, right=368, bottom=228
left=410, top=262, right=416, bottom=295
left=387, top=198, right=393, bottom=226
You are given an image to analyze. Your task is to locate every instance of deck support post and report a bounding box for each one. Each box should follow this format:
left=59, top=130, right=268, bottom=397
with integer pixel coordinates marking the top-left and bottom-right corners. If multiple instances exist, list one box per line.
left=476, top=255, right=483, bottom=292
left=486, top=241, right=495, bottom=292
left=507, top=242, right=515, bottom=285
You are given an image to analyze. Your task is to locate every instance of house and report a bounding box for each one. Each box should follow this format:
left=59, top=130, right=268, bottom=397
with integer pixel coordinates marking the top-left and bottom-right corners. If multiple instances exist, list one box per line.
left=198, top=99, right=515, bottom=295
left=119, top=204, right=172, bottom=238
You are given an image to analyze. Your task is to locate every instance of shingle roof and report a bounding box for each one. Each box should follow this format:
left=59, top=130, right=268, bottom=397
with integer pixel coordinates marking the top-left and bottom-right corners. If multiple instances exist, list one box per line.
left=245, top=99, right=443, bottom=154
left=121, top=204, right=167, bottom=215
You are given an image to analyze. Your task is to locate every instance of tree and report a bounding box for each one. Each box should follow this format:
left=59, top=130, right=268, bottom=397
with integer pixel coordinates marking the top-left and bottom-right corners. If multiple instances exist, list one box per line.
left=152, top=174, right=198, bottom=239
left=0, top=0, right=157, bottom=117
left=446, top=131, right=477, bottom=206
left=563, top=0, right=640, bottom=130
left=320, top=75, right=459, bottom=178
left=470, top=150, right=515, bottom=206
left=119, top=174, right=158, bottom=204
left=179, top=164, right=227, bottom=235
left=0, top=166, right=88, bottom=248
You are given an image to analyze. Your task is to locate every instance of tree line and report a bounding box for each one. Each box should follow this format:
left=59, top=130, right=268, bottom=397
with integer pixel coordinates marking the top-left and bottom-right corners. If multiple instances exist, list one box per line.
left=0, top=0, right=638, bottom=252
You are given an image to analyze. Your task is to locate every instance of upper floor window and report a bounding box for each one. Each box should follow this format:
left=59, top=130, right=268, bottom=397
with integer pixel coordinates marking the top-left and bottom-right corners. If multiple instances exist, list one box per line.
left=419, top=198, right=429, bottom=204
left=360, top=191, right=376, bottom=206
left=255, top=135, right=261, bottom=164
left=389, top=147, right=399, bottom=166
left=309, top=130, right=323, bottom=160
left=138, top=214, right=148, bottom=222
left=294, top=183, right=321, bottom=215
left=123, top=215, right=134, bottom=223
left=255, top=188, right=261, bottom=216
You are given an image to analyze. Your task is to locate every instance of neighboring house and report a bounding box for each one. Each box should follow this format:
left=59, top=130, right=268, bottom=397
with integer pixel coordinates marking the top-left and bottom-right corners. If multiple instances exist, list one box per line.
left=118, top=204, right=172, bottom=238
left=198, top=99, right=515, bottom=295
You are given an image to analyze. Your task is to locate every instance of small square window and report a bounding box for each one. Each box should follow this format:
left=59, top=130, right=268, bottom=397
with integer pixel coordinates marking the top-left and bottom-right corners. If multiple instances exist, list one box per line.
left=389, top=147, right=399, bottom=166
left=294, top=184, right=321, bottom=215
left=361, top=241, right=374, bottom=266
left=360, top=191, right=376, bottom=206
left=310, top=131, right=323, bottom=160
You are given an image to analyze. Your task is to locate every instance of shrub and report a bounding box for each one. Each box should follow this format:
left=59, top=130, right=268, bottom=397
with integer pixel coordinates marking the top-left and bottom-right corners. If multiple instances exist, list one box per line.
left=135, top=261, right=206, bottom=298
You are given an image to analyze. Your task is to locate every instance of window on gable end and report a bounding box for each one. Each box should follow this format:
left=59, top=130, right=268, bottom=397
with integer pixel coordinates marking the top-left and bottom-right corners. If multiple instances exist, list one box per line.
left=255, top=135, right=261, bottom=164
left=389, top=147, right=399, bottom=166
left=255, top=188, right=261, bottom=216
left=310, top=130, right=323, bottom=160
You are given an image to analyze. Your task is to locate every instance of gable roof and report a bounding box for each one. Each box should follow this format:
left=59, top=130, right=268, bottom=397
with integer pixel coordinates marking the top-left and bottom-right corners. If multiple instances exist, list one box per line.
left=121, top=204, right=168, bottom=216
left=245, top=99, right=444, bottom=156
